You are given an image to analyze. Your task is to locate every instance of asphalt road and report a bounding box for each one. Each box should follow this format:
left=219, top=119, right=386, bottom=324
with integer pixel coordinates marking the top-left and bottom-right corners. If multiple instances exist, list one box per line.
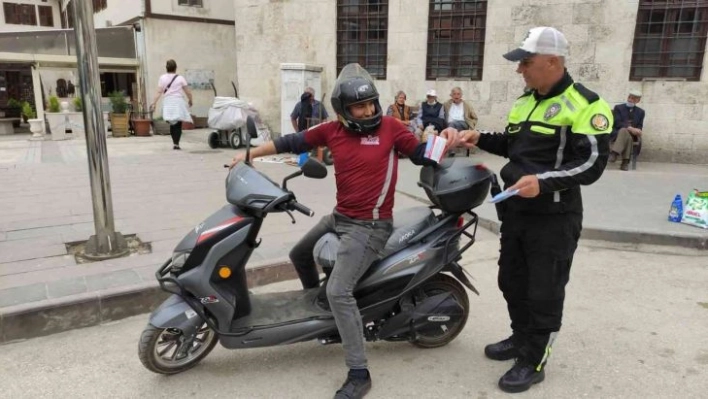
left=1, top=236, right=707, bottom=399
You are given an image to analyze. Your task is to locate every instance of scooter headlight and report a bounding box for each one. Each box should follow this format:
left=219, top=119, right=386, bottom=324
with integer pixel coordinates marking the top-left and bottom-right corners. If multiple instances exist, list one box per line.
left=171, top=251, right=190, bottom=273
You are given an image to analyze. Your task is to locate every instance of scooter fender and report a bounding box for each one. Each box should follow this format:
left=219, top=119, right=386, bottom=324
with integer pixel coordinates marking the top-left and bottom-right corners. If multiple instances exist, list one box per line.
left=148, top=294, right=203, bottom=336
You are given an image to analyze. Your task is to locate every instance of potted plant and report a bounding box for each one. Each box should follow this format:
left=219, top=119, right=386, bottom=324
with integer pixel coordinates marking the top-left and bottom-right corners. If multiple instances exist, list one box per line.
left=67, top=96, right=85, bottom=139
left=45, top=95, right=68, bottom=140
left=7, top=98, right=22, bottom=127
left=23, top=102, right=44, bottom=139
left=152, top=116, right=171, bottom=135
left=109, top=91, right=129, bottom=137
left=132, top=104, right=152, bottom=136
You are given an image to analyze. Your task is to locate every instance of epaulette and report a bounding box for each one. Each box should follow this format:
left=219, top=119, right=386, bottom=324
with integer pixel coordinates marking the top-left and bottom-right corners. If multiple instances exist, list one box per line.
left=573, top=83, right=600, bottom=104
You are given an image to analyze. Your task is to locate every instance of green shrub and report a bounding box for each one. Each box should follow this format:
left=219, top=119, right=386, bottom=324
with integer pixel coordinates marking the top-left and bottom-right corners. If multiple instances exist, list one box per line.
left=73, top=96, right=82, bottom=111
left=48, top=96, right=60, bottom=113
left=21, top=102, right=36, bottom=119
left=109, top=91, right=128, bottom=114
left=7, top=98, right=21, bottom=109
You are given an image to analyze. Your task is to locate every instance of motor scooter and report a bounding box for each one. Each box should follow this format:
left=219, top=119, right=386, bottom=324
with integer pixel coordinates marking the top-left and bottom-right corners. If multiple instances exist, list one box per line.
left=138, top=117, right=493, bottom=374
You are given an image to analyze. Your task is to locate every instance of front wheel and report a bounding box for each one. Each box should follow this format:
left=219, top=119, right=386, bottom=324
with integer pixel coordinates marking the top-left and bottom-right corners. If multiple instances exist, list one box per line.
left=410, top=273, right=469, bottom=348
left=138, top=322, right=218, bottom=374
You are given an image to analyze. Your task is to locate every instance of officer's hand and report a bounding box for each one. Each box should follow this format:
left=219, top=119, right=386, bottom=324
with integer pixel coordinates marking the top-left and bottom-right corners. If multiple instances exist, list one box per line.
left=439, top=128, right=460, bottom=152
left=229, top=153, right=248, bottom=169
left=458, top=130, right=481, bottom=148
left=508, top=175, right=541, bottom=198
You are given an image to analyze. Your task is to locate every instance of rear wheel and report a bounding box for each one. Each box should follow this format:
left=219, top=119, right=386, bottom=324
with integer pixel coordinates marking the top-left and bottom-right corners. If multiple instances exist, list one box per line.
left=229, top=129, right=242, bottom=148
left=208, top=132, right=219, bottom=149
left=138, top=322, right=218, bottom=374
left=410, top=273, right=469, bottom=348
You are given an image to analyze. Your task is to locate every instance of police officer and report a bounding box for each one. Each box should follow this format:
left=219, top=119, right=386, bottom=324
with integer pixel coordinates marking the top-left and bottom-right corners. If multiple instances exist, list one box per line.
left=456, top=27, right=612, bottom=393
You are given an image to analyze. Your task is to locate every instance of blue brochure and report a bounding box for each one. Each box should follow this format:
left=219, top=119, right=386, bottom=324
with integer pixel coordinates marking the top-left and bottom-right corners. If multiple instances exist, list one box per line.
left=489, top=189, right=520, bottom=204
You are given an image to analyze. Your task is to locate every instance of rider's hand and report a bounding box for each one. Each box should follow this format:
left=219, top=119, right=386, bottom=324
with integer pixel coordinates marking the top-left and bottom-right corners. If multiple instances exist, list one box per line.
left=188, top=99, right=193, bottom=107
left=439, top=127, right=460, bottom=153
left=508, top=175, right=541, bottom=198
left=459, top=130, right=481, bottom=148
left=229, top=153, right=248, bottom=169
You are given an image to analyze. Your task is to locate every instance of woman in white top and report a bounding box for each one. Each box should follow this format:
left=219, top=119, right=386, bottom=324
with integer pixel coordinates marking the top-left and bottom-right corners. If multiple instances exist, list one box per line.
left=150, top=59, right=193, bottom=150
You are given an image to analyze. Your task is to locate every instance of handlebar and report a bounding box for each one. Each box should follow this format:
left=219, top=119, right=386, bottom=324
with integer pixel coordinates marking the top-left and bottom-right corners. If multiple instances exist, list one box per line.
left=290, top=201, right=314, bottom=217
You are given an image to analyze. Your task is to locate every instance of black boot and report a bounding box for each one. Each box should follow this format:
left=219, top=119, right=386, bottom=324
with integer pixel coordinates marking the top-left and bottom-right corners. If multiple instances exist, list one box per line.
left=334, top=370, right=372, bottom=399
left=498, top=359, right=545, bottom=393
left=620, top=159, right=630, bottom=171
left=484, top=336, right=519, bottom=361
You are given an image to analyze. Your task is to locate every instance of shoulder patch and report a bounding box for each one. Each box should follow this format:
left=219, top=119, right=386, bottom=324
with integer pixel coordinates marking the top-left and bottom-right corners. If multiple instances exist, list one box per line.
left=590, top=113, right=609, bottom=131
left=573, top=83, right=600, bottom=104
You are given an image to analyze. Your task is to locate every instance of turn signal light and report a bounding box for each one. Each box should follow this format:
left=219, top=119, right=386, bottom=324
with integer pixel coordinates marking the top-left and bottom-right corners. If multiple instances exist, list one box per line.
left=218, top=266, right=232, bottom=279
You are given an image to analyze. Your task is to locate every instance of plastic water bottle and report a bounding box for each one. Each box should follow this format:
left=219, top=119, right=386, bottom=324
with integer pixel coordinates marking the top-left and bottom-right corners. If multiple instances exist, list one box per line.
left=668, top=194, right=683, bottom=222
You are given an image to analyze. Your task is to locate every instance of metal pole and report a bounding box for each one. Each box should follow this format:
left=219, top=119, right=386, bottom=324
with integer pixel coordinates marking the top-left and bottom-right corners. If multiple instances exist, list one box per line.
left=71, top=0, right=127, bottom=259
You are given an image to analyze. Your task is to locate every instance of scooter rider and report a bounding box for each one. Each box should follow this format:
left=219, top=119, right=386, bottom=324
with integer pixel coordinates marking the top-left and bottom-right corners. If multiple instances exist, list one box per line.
left=230, top=63, right=457, bottom=399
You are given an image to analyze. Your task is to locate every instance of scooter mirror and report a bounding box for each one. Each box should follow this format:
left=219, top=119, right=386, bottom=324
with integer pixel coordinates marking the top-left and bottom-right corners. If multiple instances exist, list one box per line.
left=301, top=158, right=328, bottom=179
left=245, top=116, right=258, bottom=139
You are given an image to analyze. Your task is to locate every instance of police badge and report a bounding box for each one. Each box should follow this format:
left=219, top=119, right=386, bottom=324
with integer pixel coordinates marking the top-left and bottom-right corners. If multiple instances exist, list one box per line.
left=544, top=103, right=562, bottom=120
left=591, top=113, right=609, bottom=131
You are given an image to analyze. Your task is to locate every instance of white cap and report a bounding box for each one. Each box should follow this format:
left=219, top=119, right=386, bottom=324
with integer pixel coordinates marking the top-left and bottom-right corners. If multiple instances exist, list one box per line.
left=504, top=27, right=569, bottom=61
left=629, top=89, right=642, bottom=97
left=426, top=89, right=437, bottom=97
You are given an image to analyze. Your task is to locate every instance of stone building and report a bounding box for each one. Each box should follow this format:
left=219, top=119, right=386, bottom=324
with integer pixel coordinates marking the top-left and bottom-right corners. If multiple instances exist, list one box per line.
left=234, top=0, right=708, bottom=163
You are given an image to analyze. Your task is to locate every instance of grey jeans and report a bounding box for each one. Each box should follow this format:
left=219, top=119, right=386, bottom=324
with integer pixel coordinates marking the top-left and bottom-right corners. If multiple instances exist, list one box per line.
left=289, top=211, right=392, bottom=369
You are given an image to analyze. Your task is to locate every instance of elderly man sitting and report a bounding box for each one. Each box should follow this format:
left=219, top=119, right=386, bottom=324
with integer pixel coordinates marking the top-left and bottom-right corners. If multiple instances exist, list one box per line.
left=415, top=89, right=445, bottom=133
left=443, top=87, right=478, bottom=131
left=610, top=90, right=645, bottom=171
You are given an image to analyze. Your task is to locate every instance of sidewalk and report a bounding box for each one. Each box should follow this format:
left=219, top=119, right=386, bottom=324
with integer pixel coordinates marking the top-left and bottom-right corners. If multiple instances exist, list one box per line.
left=0, top=130, right=428, bottom=342
left=1, top=130, right=706, bottom=343
left=397, top=151, right=708, bottom=249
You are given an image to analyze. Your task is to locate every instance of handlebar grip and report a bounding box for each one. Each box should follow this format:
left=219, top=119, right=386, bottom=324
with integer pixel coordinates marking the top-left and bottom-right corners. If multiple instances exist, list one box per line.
left=291, top=202, right=314, bottom=217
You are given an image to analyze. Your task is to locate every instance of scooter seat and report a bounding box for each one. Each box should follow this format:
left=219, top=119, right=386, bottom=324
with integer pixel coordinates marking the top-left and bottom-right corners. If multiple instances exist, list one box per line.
left=314, top=206, right=436, bottom=270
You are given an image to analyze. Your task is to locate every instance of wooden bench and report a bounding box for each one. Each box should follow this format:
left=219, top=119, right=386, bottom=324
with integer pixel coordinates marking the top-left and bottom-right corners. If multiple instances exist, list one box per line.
left=0, top=118, right=20, bottom=135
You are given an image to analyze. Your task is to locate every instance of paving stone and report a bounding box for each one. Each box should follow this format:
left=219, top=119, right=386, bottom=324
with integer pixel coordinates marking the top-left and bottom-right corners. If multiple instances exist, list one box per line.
left=47, top=277, right=87, bottom=299
left=0, top=255, right=76, bottom=277
left=0, top=243, right=67, bottom=264
left=85, top=270, right=142, bottom=292
left=0, top=283, right=47, bottom=307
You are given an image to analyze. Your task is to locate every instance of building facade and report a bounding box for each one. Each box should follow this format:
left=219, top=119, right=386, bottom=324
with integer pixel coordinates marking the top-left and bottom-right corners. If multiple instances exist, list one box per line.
left=234, top=0, right=708, bottom=163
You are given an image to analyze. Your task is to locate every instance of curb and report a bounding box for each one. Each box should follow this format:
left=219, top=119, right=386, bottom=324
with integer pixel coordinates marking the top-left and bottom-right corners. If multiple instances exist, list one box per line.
left=477, top=216, right=707, bottom=250
left=0, top=259, right=298, bottom=344
left=399, top=191, right=708, bottom=251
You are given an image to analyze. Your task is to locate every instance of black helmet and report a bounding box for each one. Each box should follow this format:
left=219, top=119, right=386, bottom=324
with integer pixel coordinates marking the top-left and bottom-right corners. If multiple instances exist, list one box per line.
left=330, top=63, right=382, bottom=135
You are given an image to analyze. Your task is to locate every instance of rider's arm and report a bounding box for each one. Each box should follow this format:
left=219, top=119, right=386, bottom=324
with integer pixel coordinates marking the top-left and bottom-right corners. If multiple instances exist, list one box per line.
left=392, top=120, right=436, bottom=166
left=273, top=122, right=330, bottom=154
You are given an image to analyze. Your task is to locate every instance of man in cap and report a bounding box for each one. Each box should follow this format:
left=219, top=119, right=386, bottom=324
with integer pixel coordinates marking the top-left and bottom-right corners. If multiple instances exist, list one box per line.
left=454, top=27, right=612, bottom=393
left=609, top=90, right=645, bottom=170
left=415, top=89, right=445, bottom=133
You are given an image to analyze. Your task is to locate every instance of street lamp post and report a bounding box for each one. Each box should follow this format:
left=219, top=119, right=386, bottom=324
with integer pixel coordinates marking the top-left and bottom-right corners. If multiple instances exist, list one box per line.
left=71, top=0, right=128, bottom=259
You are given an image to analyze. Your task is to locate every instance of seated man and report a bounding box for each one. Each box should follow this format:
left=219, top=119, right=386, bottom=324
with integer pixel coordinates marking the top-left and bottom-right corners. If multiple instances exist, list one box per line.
left=386, top=91, right=416, bottom=134
left=443, top=87, right=478, bottom=131
left=610, top=90, right=645, bottom=171
left=416, top=89, right=445, bottom=133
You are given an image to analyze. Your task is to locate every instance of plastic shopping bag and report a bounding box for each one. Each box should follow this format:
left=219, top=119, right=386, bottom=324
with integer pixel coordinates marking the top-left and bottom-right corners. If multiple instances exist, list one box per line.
left=681, top=189, right=708, bottom=229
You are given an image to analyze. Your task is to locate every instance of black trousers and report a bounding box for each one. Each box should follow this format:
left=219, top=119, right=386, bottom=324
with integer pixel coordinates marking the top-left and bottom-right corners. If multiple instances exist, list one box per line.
left=169, top=122, right=182, bottom=145
left=497, top=211, right=582, bottom=369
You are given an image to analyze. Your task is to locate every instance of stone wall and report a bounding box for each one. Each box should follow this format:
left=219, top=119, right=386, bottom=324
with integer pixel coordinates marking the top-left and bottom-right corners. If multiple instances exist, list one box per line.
left=234, top=0, right=708, bottom=163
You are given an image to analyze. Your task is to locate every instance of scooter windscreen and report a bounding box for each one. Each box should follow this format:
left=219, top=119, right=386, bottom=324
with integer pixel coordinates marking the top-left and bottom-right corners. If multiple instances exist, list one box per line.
left=226, top=163, right=290, bottom=211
